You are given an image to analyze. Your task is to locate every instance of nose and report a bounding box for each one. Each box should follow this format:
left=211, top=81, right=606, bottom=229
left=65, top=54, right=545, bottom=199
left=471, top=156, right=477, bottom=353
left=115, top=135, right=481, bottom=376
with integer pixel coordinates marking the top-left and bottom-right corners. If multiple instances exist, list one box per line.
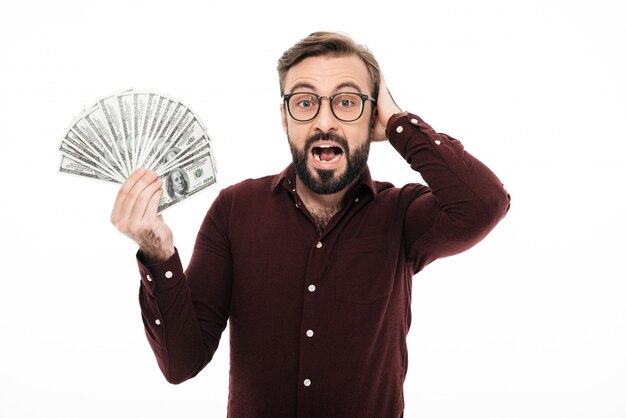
left=313, top=97, right=338, bottom=133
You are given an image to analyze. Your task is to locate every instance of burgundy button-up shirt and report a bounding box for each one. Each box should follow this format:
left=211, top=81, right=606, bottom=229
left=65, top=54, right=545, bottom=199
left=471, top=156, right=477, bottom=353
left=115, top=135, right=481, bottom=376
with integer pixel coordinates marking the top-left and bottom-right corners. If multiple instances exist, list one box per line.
left=136, top=113, right=510, bottom=417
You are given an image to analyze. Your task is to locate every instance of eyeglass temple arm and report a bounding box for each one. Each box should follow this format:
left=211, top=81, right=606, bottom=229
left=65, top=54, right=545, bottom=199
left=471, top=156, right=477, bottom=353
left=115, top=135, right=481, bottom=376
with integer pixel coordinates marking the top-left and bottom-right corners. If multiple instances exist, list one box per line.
left=364, top=94, right=376, bottom=103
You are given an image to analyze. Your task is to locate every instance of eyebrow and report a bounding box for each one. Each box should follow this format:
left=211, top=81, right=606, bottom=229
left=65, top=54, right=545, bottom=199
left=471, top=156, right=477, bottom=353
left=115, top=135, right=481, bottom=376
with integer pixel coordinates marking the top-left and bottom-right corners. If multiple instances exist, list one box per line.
left=288, top=82, right=316, bottom=93
left=287, top=81, right=364, bottom=95
left=335, top=82, right=363, bottom=93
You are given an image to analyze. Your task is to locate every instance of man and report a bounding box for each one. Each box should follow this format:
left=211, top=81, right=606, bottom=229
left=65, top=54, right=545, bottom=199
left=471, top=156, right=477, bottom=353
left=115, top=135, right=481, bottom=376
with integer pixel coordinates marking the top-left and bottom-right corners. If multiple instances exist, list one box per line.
left=161, top=147, right=180, bottom=165
left=111, top=32, right=510, bottom=417
left=165, top=168, right=188, bottom=201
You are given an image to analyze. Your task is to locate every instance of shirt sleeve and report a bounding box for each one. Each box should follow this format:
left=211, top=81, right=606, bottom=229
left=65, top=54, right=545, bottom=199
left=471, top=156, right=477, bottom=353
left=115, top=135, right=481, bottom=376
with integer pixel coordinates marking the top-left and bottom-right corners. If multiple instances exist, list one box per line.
left=387, top=112, right=511, bottom=272
left=137, top=189, right=233, bottom=384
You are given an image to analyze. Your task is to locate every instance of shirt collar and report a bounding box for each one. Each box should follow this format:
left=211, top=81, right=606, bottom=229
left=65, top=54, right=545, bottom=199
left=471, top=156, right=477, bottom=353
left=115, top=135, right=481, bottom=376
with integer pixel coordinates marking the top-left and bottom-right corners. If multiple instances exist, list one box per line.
left=271, top=164, right=377, bottom=198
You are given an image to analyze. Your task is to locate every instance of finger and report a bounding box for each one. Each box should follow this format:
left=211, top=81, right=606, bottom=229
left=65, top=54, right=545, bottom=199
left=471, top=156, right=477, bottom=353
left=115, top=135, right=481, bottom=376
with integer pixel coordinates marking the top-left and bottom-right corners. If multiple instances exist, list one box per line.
left=127, top=176, right=163, bottom=226
left=378, top=72, right=387, bottom=90
left=113, top=170, right=158, bottom=230
left=143, top=187, right=163, bottom=223
left=377, top=73, right=388, bottom=100
left=111, top=167, right=146, bottom=224
left=133, top=178, right=163, bottom=223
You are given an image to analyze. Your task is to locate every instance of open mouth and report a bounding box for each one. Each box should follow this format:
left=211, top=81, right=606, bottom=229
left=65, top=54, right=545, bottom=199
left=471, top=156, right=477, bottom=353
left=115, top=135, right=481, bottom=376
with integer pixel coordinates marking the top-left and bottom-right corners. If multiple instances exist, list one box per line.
left=311, top=144, right=344, bottom=164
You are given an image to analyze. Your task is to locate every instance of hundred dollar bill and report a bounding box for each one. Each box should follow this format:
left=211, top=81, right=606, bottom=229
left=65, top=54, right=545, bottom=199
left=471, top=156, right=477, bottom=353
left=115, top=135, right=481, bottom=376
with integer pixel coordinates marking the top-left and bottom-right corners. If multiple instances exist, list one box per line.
left=69, top=117, right=125, bottom=179
left=161, top=106, right=194, bottom=142
left=59, top=154, right=119, bottom=183
left=137, top=99, right=191, bottom=168
left=137, top=92, right=160, bottom=165
left=177, top=97, right=212, bottom=142
left=146, top=116, right=208, bottom=171
left=154, top=134, right=211, bottom=176
left=139, top=96, right=180, bottom=168
left=116, top=90, right=135, bottom=172
left=59, top=141, right=121, bottom=183
left=133, top=91, right=154, bottom=168
left=146, top=121, right=207, bottom=172
left=147, top=100, right=186, bottom=159
left=61, top=129, right=124, bottom=182
left=98, top=94, right=132, bottom=175
left=155, top=100, right=185, bottom=144
left=143, top=94, right=167, bottom=151
left=157, top=148, right=216, bottom=213
left=132, top=91, right=148, bottom=169
left=80, top=105, right=129, bottom=177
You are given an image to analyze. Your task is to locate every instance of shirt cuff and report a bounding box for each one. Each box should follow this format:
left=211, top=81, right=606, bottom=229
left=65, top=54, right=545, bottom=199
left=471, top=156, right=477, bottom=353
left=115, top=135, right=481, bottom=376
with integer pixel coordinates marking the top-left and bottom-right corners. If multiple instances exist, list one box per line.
left=386, top=112, right=437, bottom=153
left=136, top=247, right=184, bottom=296
left=385, top=111, right=410, bottom=139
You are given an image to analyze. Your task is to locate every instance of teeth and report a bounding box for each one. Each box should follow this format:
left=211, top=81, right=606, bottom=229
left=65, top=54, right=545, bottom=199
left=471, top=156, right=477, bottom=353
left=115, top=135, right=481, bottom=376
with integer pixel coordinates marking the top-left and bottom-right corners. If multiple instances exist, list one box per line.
left=315, top=144, right=343, bottom=151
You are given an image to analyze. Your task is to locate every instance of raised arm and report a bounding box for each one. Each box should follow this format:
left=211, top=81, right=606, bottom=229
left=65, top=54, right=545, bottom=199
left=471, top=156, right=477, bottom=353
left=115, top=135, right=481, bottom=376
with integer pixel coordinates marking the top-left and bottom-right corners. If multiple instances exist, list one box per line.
left=373, top=76, right=510, bottom=272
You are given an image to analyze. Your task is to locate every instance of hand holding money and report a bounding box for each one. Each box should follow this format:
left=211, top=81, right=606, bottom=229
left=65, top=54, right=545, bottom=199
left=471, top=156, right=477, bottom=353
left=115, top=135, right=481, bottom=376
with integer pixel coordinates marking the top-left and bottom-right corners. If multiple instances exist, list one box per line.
left=58, top=89, right=218, bottom=213
left=111, top=168, right=175, bottom=264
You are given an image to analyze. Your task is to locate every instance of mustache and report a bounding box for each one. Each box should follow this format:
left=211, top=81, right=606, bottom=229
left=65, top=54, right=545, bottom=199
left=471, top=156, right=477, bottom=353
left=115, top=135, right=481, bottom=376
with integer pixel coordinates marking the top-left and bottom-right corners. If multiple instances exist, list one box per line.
left=304, top=132, right=350, bottom=154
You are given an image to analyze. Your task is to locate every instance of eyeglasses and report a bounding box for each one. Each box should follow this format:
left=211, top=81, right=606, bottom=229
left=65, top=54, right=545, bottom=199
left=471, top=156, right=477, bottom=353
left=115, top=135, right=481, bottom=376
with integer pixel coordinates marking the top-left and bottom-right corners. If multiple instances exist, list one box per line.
left=283, top=92, right=376, bottom=122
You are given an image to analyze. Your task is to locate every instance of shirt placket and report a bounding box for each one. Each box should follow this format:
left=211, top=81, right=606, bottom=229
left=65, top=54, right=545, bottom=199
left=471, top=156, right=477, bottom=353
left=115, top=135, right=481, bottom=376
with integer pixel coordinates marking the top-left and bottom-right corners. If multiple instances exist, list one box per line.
left=296, top=237, right=324, bottom=417
left=284, top=177, right=320, bottom=415
left=286, top=177, right=365, bottom=417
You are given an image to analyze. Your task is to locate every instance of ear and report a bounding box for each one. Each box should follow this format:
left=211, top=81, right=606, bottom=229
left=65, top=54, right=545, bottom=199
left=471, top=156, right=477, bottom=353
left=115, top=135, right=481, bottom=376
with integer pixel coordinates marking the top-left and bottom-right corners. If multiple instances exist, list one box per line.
left=280, top=102, right=288, bottom=134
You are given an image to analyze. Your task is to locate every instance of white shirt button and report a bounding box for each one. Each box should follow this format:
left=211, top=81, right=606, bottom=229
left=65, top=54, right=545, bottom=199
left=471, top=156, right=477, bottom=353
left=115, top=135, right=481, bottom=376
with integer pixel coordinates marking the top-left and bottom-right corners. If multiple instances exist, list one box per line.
left=308, top=284, right=316, bottom=292
left=165, top=270, right=173, bottom=279
left=315, top=241, right=323, bottom=249
left=354, top=197, right=359, bottom=203
left=304, top=379, right=311, bottom=387
left=155, top=319, right=161, bottom=325
left=435, top=139, right=442, bottom=145
left=146, top=274, right=152, bottom=282
left=306, top=330, right=314, bottom=337
left=410, top=118, right=419, bottom=125
left=396, top=125, right=404, bottom=133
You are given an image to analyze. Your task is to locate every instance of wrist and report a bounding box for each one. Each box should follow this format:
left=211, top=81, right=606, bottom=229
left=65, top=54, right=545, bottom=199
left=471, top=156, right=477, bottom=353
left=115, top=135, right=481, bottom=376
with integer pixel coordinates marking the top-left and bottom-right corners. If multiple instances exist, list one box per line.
left=385, top=111, right=409, bottom=138
left=140, top=246, right=175, bottom=265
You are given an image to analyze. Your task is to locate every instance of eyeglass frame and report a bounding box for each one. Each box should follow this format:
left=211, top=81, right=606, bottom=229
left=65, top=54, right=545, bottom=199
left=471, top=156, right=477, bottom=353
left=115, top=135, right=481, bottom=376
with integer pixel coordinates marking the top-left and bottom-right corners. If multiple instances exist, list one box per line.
left=282, top=91, right=377, bottom=122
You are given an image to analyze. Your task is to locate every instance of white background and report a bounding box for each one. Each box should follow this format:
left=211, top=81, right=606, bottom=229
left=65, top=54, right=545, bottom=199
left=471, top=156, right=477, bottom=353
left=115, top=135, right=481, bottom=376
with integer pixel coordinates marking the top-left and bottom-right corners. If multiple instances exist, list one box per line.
left=1, top=0, right=624, bottom=417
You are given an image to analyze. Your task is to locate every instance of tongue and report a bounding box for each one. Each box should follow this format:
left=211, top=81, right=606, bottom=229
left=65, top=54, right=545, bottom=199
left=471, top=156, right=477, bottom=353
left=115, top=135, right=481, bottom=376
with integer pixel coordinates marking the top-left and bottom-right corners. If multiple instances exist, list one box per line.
left=319, top=148, right=337, bottom=161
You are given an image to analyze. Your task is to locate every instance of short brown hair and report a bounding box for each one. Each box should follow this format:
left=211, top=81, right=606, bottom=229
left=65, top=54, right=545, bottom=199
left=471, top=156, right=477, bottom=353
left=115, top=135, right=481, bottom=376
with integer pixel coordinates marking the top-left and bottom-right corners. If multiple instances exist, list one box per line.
left=277, top=31, right=380, bottom=99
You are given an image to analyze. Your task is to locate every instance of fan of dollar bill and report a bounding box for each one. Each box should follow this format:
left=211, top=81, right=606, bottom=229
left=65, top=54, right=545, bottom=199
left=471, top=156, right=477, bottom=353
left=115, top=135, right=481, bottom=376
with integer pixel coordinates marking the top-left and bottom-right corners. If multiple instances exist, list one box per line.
left=58, top=89, right=217, bottom=212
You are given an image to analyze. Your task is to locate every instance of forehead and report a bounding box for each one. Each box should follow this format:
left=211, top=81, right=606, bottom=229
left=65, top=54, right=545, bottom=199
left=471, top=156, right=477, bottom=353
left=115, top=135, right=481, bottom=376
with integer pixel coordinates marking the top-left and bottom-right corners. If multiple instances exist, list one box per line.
left=283, top=54, right=371, bottom=94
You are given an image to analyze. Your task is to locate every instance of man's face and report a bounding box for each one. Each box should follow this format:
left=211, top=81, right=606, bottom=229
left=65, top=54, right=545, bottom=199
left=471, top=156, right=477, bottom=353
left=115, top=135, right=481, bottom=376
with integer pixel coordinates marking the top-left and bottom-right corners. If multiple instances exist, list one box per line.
left=164, top=150, right=177, bottom=163
left=172, top=171, right=185, bottom=193
left=281, top=55, right=374, bottom=195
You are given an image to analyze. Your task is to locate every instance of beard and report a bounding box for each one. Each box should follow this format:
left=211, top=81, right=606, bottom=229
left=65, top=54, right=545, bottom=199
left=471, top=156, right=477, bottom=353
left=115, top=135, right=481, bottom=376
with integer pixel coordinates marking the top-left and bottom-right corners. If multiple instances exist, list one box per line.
left=288, top=131, right=371, bottom=195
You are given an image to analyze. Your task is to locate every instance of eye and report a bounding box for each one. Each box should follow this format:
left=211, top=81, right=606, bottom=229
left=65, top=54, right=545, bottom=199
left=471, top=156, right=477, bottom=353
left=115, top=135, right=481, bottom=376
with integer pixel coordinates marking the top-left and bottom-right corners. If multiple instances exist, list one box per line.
left=334, top=94, right=357, bottom=108
left=338, top=99, right=353, bottom=107
left=294, top=94, right=317, bottom=110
